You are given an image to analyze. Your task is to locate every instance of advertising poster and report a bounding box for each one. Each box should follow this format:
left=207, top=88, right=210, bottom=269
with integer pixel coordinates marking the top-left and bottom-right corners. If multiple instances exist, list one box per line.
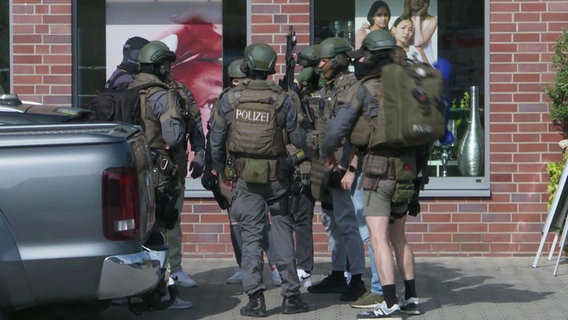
left=106, top=1, right=223, bottom=194
left=354, top=0, right=438, bottom=64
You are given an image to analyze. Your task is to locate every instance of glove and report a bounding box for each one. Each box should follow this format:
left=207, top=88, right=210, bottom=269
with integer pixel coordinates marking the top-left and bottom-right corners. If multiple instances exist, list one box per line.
left=189, top=150, right=205, bottom=178
left=407, top=197, right=421, bottom=217
left=201, top=169, right=217, bottom=191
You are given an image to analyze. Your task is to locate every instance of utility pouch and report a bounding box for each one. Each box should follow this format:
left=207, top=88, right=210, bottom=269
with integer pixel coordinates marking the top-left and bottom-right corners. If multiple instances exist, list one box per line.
left=276, top=157, right=292, bottom=181
left=392, top=181, right=415, bottom=204
left=310, top=158, right=329, bottom=200
left=362, top=154, right=388, bottom=177
left=155, top=181, right=180, bottom=230
left=306, top=131, right=320, bottom=157
left=361, top=175, right=379, bottom=191
left=240, top=158, right=269, bottom=184
left=393, top=154, right=417, bottom=182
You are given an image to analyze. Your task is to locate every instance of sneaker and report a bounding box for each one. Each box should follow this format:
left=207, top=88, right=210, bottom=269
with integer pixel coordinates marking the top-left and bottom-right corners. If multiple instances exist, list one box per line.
left=297, top=269, right=313, bottom=288
left=170, top=270, right=198, bottom=288
left=281, top=294, right=309, bottom=314
left=307, top=274, right=347, bottom=294
left=344, top=271, right=352, bottom=285
left=226, top=269, right=243, bottom=284
left=357, top=302, right=401, bottom=319
left=340, top=279, right=367, bottom=301
left=400, top=297, right=420, bottom=315
left=271, top=269, right=282, bottom=286
left=350, top=291, right=385, bottom=309
left=168, top=297, right=193, bottom=310
left=240, top=291, right=267, bottom=317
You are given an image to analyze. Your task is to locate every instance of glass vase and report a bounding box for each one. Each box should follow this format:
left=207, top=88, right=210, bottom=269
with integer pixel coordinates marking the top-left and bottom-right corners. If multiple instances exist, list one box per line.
left=457, top=86, right=484, bottom=176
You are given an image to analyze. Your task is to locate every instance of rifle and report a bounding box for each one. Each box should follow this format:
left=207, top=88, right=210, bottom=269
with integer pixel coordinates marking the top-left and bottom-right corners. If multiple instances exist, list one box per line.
left=279, top=25, right=314, bottom=126
left=280, top=25, right=297, bottom=92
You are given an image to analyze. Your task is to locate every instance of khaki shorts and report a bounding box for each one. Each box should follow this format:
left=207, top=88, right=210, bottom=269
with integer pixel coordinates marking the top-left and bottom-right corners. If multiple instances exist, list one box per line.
left=362, top=179, right=408, bottom=218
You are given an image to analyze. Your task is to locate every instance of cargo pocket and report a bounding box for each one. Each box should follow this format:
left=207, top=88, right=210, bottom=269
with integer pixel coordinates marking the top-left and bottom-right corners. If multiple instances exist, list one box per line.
left=393, top=154, right=417, bottom=182
left=391, top=182, right=415, bottom=204
left=241, top=158, right=269, bottom=184
left=361, top=154, right=388, bottom=191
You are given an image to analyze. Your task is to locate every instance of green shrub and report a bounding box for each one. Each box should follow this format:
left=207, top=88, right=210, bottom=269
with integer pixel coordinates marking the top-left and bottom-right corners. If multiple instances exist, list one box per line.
left=547, top=30, right=568, bottom=122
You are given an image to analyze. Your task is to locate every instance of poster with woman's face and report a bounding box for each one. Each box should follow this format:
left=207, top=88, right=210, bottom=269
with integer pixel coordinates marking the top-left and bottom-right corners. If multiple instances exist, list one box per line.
left=355, top=0, right=438, bottom=65
left=105, top=1, right=223, bottom=135
left=106, top=1, right=222, bottom=193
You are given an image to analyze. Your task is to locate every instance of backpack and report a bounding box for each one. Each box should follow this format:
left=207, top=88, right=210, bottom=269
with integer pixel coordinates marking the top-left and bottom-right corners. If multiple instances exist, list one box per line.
left=86, top=82, right=166, bottom=125
left=350, top=62, right=446, bottom=149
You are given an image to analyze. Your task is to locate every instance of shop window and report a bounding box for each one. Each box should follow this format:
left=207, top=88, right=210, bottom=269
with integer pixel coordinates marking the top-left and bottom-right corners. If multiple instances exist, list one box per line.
left=73, top=0, right=246, bottom=197
left=0, top=1, right=10, bottom=94
left=313, top=0, right=489, bottom=197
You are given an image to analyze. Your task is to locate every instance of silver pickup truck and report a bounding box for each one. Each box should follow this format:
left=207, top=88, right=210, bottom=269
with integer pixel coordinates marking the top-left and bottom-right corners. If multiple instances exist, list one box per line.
left=0, top=117, right=169, bottom=315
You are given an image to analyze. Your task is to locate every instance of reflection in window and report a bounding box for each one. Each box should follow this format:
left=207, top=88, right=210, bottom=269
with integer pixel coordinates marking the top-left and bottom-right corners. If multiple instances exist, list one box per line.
left=313, top=0, right=488, bottom=196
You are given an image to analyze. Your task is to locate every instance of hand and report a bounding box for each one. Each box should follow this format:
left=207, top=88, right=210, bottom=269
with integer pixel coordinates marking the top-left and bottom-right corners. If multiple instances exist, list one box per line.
left=201, top=169, right=217, bottom=190
left=341, top=171, right=355, bottom=191
left=408, top=198, right=421, bottom=216
left=189, top=150, right=205, bottom=178
left=320, top=155, right=336, bottom=170
left=359, top=22, right=370, bottom=31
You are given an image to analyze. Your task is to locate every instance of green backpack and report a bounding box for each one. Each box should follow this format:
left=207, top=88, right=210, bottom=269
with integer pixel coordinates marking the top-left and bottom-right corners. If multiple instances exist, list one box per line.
left=350, top=62, right=446, bottom=149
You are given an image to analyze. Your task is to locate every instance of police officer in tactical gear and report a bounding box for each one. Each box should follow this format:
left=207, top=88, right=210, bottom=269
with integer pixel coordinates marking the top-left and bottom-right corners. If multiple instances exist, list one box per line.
left=288, top=43, right=326, bottom=288
left=202, top=58, right=247, bottom=285
left=106, top=36, right=150, bottom=89
left=210, top=43, right=309, bottom=317
left=320, top=30, right=420, bottom=318
left=130, top=40, right=205, bottom=308
left=306, top=37, right=367, bottom=302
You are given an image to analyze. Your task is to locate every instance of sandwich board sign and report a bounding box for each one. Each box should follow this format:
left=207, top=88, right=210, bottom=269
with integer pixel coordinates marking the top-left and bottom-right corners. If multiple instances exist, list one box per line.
left=533, top=159, right=568, bottom=275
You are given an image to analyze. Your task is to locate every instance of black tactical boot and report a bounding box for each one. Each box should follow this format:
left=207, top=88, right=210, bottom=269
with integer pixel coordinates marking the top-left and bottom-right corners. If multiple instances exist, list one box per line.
left=240, top=290, right=267, bottom=317
left=281, top=294, right=309, bottom=314
left=307, top=272, right=347, bottom=294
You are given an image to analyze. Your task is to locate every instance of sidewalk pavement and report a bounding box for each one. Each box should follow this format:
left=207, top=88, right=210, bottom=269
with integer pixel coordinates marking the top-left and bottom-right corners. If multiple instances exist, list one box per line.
left=101, top=256, right=568, bottom=320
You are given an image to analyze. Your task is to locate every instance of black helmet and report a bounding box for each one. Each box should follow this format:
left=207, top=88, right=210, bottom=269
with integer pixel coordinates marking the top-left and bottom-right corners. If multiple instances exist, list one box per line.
left=138, top=41, right=176, bottom=65
left=362, top=30, right=396, bottom=51
left=243, top=43, right=277, bottom=74
left=297, top=44, right=320, bottom=67
left=227, top=58, right=247, bottom=78
left=317, top=37, right=352, bottom=59
left=122, top=36, right=149, bottom=65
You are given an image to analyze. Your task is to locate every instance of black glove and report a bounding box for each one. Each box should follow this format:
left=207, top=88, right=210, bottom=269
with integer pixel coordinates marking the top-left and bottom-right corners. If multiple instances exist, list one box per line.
left=189, top=150, right=205, bottom=178
left=201, top=169, right=217, bottom=191
left=407, top=197, right=420, bottom=217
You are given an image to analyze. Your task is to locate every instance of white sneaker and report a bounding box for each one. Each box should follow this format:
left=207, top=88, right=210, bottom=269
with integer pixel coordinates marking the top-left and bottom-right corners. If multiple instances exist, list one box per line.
left=399, top=296, right=420, bottom=315
left=170, top=270, right=198, bottom=288
left=297, top=269, right=312, bottom=288
left=226, top=269, right=243, bottom=284
left=357, top=301, right=401, bottom=319
left=167, top=297, right=193, bottom=310
left=344, top=271, right=352, bottom=285
left=271, top=269, right=282, bottom=286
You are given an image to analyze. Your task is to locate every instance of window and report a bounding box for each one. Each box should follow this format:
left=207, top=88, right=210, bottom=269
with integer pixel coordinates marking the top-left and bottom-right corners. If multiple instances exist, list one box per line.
left=0, top=1, right=10, bottom=94
left=73, top=0, right=247, bottom=197
left=313, top=0, right=489, bottom=197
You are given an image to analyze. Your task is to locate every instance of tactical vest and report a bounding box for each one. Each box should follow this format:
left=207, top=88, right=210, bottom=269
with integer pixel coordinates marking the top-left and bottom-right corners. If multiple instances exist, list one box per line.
left=131, top=74, right=182, bottom=150
left=308, top=72, right=357, bottom=157
left=226, top=80, right=288, bottom=158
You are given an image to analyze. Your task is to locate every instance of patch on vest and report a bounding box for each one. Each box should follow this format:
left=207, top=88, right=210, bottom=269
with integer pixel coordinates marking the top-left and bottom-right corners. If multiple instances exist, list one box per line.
left=235, top=109, right=270, bottom=123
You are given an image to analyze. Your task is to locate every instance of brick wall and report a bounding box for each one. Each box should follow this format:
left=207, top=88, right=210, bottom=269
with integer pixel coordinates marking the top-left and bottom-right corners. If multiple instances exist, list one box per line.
left=13, top=0, right=73, bottom=105
left=9, top=0, right=568, bottom=258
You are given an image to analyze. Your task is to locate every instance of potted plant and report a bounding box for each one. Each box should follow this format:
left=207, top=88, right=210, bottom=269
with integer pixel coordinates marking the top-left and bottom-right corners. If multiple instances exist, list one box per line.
left=547, top=30, right=568, bottom=208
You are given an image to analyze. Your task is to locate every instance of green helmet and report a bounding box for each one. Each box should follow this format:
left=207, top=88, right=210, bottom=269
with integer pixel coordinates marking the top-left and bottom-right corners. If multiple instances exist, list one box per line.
left=227, top=58, right=246, bottom=78
left=297, top=44, right=320, bottom=67
left=243, top=43, right=277, bottom=74
left=317, top=37, right=352, bottom=59
left=138, top=41, right=176, bottom=64
left=362, top=30, right=396, bottom=51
